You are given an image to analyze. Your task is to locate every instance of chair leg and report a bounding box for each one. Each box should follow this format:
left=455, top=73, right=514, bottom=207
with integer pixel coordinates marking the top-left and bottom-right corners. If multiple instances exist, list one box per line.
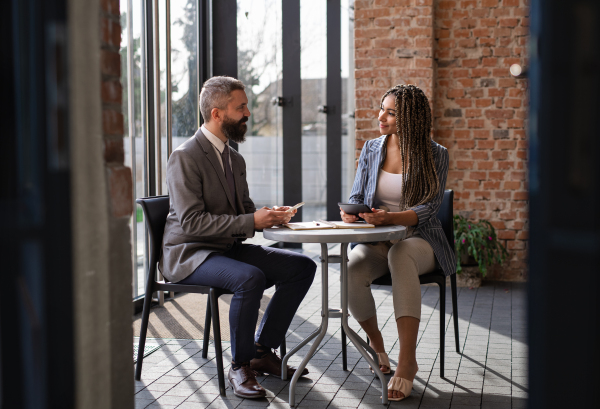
left=202, top=295, right=211, bottom=359
left=439, top=279, right=446, bottom=378
left=274, top=284, right=287, bottom=357
left=210, top=289, right=226, bottom=396
left=280, top=336, right=287, bottom=357
left=341, top=326, right=348, bottom=371
left=135, top=287, right=154, bottom=380
left=450, top=274, right=460, bottom=354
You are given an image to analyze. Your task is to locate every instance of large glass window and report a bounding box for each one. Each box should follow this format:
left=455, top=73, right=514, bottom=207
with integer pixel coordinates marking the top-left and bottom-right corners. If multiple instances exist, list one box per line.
left=122, top=0, right=200, bottom=299
left=122, top=0, right=352, bottom=300
left=342, top=0, right=355, bottom=201
left=300, top=0, right=327, bottom=221
left=236, top=0, right=284, bottom=209
left=169, top=0, right=199, bottom=148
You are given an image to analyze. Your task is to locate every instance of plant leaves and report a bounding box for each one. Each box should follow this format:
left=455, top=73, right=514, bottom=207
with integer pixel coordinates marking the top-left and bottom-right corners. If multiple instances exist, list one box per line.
left=454, top=213, right=509, bottom=276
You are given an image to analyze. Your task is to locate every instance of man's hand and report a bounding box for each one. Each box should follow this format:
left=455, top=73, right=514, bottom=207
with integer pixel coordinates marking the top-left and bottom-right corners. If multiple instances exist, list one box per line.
left=340, top=208, right=358, bottom=223
left=254, top=206, right=295, bottom=229
left=359, top=208, right=389, bottom=226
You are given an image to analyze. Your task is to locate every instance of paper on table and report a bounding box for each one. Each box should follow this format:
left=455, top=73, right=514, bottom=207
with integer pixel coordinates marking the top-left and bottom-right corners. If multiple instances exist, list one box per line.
left=283, top=222, right=335, bottom=230
left=283, top=220, right=376, bottom=230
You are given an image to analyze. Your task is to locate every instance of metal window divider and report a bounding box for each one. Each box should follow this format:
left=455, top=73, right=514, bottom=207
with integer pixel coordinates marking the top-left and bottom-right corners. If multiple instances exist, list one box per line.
left=152, top=0, right=165, bottom=306
left=165, top=0, right=174, bottom=300
left=127, top=0, right=139, bottom=298
left=141, top=0, right=152, bottom=302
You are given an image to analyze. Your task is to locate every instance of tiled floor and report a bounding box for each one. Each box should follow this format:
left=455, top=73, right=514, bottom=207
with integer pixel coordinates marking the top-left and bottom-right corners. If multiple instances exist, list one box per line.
left=134, top=244, right=528, bottom=408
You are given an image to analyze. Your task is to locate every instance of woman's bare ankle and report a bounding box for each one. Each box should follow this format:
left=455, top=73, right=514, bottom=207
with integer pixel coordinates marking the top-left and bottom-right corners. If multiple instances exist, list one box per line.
left=394, top=359, right=418, bottom=381
left=366, top=332, right=385, bottom=353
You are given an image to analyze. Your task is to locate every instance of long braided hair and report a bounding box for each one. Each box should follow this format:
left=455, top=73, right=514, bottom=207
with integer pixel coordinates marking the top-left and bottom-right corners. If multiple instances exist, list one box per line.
left=381, top=84, right=439, bottom=210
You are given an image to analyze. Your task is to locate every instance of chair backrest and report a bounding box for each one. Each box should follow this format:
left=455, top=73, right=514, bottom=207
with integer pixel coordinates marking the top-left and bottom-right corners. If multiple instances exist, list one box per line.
left=136, top=195, right=170, bottom=272
left=438, top=189, right=455, bottom=253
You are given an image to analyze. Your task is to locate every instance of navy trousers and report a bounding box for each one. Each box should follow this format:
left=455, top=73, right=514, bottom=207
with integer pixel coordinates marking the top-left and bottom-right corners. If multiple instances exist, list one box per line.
left=178, top=243, right=317, bottom=363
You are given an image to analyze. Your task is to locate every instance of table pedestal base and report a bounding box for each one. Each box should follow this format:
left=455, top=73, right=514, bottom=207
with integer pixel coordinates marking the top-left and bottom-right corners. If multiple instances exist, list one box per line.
left=281, top=243, right=388, bottom=406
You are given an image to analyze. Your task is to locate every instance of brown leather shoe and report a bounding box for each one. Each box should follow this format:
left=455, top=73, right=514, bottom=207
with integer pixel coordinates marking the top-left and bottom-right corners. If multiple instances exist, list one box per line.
left=227, top=366, right=266, bottom=399
left=250, top=350, right=309, bottom=378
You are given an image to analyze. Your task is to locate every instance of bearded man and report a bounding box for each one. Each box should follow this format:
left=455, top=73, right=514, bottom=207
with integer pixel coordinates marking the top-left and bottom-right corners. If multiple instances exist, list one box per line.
left=160, top=76, right=316, bottom=398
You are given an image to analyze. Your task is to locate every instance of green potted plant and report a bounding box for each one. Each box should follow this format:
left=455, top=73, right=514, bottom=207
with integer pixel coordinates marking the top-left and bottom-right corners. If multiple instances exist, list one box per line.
left=453, top=215, right=509, bottom=284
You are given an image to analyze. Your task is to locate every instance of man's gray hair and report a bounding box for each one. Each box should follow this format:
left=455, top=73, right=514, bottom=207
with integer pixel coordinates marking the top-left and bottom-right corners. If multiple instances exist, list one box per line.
left=199, top=76, right=246, bottom=123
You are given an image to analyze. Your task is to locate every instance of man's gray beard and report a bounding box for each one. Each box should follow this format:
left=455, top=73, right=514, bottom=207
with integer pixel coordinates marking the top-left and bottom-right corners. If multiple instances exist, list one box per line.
left=222, top=116, right=247, bottom=143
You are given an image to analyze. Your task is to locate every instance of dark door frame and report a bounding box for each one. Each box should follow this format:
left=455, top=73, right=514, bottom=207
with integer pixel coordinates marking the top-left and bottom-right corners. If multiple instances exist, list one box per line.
left=2, top=0, right=74, bottom=406
left=282, top=0, right=303, bottom=221
left=326, top=0, right=343, bottom=221
left=528, top=0, right=600, bottom=407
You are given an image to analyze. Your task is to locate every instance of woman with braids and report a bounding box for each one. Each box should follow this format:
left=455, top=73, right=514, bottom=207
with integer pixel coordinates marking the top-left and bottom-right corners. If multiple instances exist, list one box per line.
left=340, top=84, right=456, bottom=401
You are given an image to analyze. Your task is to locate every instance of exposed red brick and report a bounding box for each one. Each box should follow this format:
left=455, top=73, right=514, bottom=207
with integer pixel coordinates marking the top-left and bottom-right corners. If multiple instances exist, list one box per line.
left=104, top=138, right=125, bottom=163
left=514, top=191, right=528, bottom=201
left=355, top=8, right=391, bottom=19
left=374, top=18, right=393, bottom=27
left=456, top=98, right=473, bottom=107
left=471, top=151, right=489, bottom=160
left=482, top=0, right=499, bottom=7
left=478, top=140, right=496, bottom=149
left=504, top=0, right=520, bottom=6
left=102, top=109, right=124, bottom=136
left=354, top=0, right=529, bottom=280
left=108, top=166, right=133, bottom=218
left=447, top=89, right=465, bottom=98
left=100, top=0, right=119, bottom=15
left=101, top=50, right=121, bottom=77
left=101, top=80, right=122, bottom=104
left=499, top=18, right=519, bottom=28
left=101, top=18, right=121, bottom=48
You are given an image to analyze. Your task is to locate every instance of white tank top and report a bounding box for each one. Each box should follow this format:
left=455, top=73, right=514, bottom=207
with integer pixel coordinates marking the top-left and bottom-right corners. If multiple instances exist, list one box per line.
left=375, top=169, right=403, bottom=213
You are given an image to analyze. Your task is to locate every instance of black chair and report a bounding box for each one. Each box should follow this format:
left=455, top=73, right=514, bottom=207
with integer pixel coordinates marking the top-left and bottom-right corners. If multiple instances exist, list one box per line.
left=349, top=189, right=460, bottom=378
left=134, top=195, right=232, bottom=395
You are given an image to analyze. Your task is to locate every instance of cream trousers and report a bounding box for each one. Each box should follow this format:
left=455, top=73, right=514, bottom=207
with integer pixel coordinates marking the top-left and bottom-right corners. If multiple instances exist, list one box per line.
left=347, top=236, right=437, bottom=322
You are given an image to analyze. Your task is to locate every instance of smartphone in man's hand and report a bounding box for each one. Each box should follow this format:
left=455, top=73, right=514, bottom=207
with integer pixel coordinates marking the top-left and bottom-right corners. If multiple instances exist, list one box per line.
left=286, top=202, right=305, bottom=213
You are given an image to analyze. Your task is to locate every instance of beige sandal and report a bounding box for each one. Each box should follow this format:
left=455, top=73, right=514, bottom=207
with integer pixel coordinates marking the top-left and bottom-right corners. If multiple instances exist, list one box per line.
left=369, top=352, right=391, bottom=375
left=386, top=377, right=413, bottom=402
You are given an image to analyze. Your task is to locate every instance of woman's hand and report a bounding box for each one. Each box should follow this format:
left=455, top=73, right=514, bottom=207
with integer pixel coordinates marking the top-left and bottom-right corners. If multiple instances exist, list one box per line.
left=340, top=208, right=358, bottom=223
left=359, top=208, right=389, bottom=226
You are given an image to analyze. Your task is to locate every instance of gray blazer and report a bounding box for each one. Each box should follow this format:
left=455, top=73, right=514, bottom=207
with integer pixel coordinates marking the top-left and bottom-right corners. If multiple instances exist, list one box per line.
left=159, top=128, right=256, bottom=283
left=349, top=136, right=457, bottom=277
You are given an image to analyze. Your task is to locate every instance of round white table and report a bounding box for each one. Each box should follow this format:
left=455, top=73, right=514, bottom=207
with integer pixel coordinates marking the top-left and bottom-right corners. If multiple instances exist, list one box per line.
left=263, top=225, right=407, bottom=406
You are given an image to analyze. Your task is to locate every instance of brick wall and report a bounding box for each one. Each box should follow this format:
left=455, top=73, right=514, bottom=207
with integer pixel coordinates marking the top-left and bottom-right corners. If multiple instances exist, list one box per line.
left=354, top=0, right=436, bottom=145
left=101, top=0, right=133, bottom=217
left=354, top=0, right=529, bottom=281
left=100, top=0, right=135, bottom=405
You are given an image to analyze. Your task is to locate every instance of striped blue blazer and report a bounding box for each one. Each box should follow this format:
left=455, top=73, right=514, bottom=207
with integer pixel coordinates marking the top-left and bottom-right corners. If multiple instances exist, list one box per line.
left=349, top=135, right=457, bottom=277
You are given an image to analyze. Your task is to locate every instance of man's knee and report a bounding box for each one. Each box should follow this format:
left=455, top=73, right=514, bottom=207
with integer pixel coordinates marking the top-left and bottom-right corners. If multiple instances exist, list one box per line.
left=291, top=254, right=317, bottom=281
left=302, top=256, right=317, bottom=278
left=236, top=266, right=267, bottom=293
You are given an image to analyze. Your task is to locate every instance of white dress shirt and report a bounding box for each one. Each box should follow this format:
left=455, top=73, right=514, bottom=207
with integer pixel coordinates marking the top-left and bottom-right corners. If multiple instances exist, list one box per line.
left=201, top=124, right=231, bottom=171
